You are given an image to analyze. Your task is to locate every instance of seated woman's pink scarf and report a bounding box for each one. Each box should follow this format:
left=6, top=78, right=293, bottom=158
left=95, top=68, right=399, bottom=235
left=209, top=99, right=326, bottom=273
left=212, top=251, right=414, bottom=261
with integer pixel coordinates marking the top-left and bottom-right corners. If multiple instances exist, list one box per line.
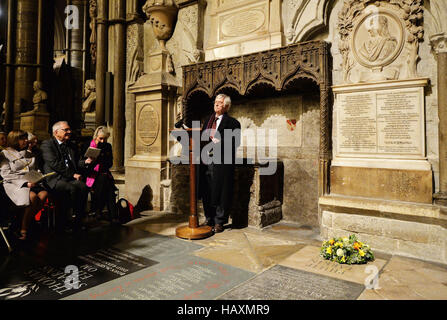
left=86, top=139, right=101, bottom=188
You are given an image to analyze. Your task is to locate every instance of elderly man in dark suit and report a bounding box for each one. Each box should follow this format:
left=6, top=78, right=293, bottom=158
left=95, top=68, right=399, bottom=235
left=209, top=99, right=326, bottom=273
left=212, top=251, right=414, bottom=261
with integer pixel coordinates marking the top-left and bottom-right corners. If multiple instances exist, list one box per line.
left=200, top=94, right=241, bottom=233
left=41, top=121, right=93, bottom=231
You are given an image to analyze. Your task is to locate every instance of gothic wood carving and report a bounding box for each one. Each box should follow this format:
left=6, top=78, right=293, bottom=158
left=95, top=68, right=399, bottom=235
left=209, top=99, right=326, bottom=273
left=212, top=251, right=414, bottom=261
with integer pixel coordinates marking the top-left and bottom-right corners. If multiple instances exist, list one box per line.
left=182, top=40, right=332, bottom=162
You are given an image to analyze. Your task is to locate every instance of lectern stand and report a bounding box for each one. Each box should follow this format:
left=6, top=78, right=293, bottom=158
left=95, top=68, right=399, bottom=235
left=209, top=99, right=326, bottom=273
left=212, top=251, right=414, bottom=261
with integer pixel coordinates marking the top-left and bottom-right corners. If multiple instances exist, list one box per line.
left=174, top=128, right=213, bottom=240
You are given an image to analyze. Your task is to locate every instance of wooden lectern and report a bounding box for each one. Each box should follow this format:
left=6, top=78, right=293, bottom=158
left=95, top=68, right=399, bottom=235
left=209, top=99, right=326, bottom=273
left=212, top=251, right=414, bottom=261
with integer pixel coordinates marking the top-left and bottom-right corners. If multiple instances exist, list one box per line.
left=174, top=128, right=213, bottom=240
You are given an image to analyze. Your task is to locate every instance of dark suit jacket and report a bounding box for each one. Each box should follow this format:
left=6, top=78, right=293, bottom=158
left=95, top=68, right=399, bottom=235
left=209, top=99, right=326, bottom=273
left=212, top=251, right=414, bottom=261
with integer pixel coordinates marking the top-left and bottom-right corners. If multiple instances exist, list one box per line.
left=199, top=113, right=241, bottom=210
left=41, top=137, right=89, bottom=189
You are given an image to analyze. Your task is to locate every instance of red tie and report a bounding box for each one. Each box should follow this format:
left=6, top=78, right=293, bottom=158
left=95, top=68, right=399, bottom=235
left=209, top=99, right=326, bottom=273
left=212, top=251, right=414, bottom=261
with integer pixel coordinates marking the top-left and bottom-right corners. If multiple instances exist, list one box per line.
left=210, top=117, right=218, bottom=139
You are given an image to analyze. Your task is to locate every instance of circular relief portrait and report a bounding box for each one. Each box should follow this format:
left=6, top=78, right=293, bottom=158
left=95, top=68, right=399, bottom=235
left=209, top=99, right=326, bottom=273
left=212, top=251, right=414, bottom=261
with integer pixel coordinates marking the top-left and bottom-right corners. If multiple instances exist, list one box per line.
left=352, top=11, right=404, bottom=69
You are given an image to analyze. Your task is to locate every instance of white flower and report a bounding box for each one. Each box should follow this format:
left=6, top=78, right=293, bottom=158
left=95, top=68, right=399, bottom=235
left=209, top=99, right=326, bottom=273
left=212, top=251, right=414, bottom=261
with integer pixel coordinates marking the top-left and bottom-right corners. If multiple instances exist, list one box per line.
left=336, top=249, right=344, bottom=257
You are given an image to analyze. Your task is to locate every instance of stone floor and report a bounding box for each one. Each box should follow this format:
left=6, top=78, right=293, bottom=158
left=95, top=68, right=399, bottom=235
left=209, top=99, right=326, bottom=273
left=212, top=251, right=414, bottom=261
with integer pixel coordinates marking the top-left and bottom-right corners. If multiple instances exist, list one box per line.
left=0, top=210, right=446, bottom=300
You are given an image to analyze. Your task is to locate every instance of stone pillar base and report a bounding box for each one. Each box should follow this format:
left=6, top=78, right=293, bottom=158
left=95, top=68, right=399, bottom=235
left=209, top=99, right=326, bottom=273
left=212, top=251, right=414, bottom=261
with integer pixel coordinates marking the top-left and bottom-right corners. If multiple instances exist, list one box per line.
left=125, top=156, right=167, bottom=212
left=20, top=111, right=50, bottom=141
left=434, top=192, right=447, bottom=207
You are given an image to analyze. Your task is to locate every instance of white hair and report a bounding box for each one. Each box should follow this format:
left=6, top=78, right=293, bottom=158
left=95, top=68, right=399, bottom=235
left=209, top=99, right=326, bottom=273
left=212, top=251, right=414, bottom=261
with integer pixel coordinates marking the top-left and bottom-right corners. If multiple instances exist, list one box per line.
left=27, top=132, right=36, bottom=140
left=216, top=93, right=231, bottom=109
left=52, top=121, right=69, bottom=133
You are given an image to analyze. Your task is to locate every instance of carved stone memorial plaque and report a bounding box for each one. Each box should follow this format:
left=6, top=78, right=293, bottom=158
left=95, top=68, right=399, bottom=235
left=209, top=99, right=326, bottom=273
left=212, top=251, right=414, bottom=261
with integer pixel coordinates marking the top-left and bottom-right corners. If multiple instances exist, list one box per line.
left=137, top=104, right=159, bottom=149
left=334, top=79, right=427, bottom=160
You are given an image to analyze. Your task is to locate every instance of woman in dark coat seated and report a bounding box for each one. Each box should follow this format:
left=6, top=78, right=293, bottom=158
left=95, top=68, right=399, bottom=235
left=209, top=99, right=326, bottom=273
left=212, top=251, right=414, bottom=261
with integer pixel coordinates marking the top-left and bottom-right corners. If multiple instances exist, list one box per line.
left=85, top=126, right=118, bottom=223
left=0, top=130, right=48, bottom=240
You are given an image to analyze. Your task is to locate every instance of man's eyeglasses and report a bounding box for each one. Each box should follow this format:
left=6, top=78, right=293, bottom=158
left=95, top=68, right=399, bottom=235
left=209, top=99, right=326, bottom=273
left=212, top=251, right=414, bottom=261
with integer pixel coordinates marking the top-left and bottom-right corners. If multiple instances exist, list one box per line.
left=59, top=128, right=72, bottom=132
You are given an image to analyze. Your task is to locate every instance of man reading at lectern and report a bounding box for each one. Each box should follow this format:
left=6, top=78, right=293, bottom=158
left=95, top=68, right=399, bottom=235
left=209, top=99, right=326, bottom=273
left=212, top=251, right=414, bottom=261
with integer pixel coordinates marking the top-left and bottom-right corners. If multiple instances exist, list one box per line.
left=199, top=94, right=241, bottom=233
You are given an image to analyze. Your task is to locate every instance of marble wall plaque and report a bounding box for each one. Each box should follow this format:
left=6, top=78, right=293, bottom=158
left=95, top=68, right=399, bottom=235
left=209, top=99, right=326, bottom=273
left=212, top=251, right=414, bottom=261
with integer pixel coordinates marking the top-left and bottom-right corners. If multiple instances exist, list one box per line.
left=137, top=104, right=159, bottom=147
left=219, top=265, right=364, bottom=300
left=336, top=83, right=425, bottom=159
left=220, top=8, right=266, bottom=40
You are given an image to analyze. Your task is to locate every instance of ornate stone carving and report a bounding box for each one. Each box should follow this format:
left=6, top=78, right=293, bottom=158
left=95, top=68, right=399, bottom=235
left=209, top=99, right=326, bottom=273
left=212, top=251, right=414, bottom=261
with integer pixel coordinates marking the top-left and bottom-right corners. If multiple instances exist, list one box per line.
left=142, top=0, right=179, bottom=50
left=127, top=24, right=144, bottom=84
left=430, top=33, right=447, bottom=54
left=182, top=40, right=331, bottom=161
left=338, top=0, right=424, bottom=83
left=283, top=0, right=328, bottom=43
left=89, top=0, right=97, bottom=64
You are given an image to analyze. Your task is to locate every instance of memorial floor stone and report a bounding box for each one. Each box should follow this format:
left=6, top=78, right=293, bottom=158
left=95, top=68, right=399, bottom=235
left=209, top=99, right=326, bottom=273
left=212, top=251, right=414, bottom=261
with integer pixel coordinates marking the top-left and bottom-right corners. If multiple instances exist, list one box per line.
left=358, top=256, right=447, bottom=300
left=113, top=232, right=203, bottom=263
left=279, top=245, right=387, bottom=284
left=65, top=255, right=255, bottom=300
left=218, top=265, right=365, bottom=300
left=0, top=247, right=156, bottom=300
left=193, top=230, right=304, bottom=273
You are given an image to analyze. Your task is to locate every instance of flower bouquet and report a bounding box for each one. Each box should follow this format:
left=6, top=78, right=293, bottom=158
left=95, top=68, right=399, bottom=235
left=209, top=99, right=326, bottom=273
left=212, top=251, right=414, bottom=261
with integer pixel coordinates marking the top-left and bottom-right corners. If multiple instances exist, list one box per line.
left=321, top=234, right=374, bottom=264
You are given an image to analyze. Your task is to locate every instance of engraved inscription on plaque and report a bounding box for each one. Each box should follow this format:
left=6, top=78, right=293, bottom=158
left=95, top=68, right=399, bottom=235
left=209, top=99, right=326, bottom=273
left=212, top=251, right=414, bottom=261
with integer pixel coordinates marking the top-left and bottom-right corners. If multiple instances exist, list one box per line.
left=219, top=265, right=364, bottom=300
left=338, top=93, right=377, bottom=153
left=377, top=91, right=421, bottom=154
left=137, top=104, right=159, bottom=147
left=337, top=87, right=424, bottom=158
left=220, top=9, right=266, bottom=39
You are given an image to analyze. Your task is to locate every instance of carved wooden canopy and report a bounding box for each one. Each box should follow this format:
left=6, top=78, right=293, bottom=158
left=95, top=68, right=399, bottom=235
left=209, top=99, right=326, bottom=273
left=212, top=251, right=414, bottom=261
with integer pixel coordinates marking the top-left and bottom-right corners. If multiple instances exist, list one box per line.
left=182, top=40, right=333, bottom=194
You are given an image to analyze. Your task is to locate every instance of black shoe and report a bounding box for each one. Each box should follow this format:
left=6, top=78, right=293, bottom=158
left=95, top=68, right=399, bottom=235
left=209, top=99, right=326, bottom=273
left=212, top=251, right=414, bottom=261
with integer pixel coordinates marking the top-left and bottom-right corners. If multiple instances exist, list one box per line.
left=214, top=224, right=224, bottom=233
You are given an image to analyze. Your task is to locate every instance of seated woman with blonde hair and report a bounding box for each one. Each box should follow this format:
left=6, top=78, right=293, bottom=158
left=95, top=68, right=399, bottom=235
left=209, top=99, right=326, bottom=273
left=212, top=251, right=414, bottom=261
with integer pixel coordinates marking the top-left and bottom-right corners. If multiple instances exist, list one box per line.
left=0, top=130, right=48, bottom=240
left=85, top=126, right=118, bottom=223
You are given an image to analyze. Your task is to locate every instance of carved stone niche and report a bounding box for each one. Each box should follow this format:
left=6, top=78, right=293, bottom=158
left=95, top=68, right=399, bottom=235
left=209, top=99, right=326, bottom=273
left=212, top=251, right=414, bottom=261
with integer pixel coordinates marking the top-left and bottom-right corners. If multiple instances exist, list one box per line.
left=338, top=0, right=424, bottom=84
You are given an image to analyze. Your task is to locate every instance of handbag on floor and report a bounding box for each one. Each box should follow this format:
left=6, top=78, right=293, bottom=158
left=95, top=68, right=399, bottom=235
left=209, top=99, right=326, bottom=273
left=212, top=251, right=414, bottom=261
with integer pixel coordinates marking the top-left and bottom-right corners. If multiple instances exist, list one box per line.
left=117, top=198, right=139, bottom=224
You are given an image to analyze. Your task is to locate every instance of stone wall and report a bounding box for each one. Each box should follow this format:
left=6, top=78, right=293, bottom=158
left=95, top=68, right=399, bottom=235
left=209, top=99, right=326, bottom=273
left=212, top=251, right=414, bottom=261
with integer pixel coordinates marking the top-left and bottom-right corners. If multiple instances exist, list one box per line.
left=229, top=93, right=320, bottom=227
left=320, top=196, right=447, bottom=265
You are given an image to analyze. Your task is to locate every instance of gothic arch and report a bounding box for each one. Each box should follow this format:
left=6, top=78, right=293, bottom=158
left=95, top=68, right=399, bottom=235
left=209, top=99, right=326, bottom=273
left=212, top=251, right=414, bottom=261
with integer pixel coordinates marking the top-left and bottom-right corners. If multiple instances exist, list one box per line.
left=182, top=40, right=332, bottom=195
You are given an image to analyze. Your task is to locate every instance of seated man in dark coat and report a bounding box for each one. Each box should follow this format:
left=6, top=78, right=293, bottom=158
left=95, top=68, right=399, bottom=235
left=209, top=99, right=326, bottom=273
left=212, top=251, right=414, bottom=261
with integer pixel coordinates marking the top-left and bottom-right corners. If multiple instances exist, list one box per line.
left=199, top=93, right=241, bottom=233
left=41, top=121, right=93, bottom=231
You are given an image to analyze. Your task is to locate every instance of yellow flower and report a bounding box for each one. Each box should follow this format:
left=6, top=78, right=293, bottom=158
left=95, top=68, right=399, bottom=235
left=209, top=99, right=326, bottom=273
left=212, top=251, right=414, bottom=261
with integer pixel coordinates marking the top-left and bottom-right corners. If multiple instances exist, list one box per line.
left=326, top=247, right=332, bottom=254
left=359, top=249, right=365, bottom=257
left=341, top=256, right=346, bottom=263
left=335, top=242, right=343, bottom=248
left=329, top=239, right=335, bottom=245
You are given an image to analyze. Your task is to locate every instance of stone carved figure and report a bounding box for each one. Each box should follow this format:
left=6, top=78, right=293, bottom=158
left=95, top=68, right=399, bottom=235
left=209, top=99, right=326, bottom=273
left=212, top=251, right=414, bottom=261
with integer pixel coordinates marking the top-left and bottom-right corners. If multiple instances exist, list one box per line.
left=31, top=81, right=48, bottom=113
left=32, top=81, right=48, bottom=105
left=358, top=16, right=397, bottom=64
left=82, top=79, right=96, bottom=113
left=89, top=0, right=97, bottom=64
left=338, top=0, right=424, bottom=83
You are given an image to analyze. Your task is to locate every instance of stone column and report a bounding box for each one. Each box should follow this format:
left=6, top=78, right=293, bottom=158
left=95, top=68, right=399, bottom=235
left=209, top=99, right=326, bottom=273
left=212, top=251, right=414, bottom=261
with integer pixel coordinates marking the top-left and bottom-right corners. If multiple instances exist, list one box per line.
left=69, top=0, right=87, bottom=129
left=125, top=0, right=144, bottom=164
left=13, top=0, right=39, bottom=129
left=95, top=0, right=107, bottom=126
left=4, top=0, right=16, bottom=132
left=431, top=34, right=447, bottom=206
left=36, top=0, right=44, bottom=82
left=111, top=0, right=126, bottom=171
